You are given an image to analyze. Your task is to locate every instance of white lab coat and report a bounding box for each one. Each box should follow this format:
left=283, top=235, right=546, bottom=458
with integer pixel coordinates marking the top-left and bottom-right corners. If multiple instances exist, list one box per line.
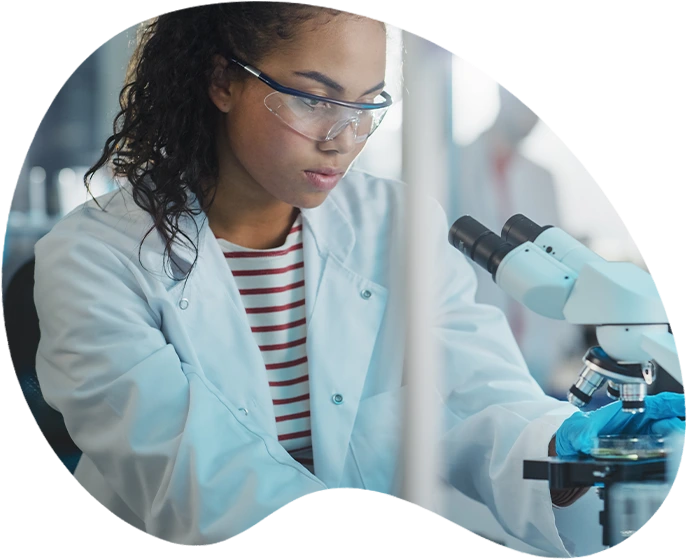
left=445, top=133, right=581, bottom=389
left=34, top=169, right=579, bottom=553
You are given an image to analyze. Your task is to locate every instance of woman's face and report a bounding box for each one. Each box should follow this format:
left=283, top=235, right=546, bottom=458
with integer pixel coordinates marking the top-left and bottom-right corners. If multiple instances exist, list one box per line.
left=213, top=14, right=388, bottom=209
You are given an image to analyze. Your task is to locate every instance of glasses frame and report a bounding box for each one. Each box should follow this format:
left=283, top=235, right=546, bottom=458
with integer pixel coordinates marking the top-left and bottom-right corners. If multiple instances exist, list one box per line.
left=229, top=57, right=393, bottom=111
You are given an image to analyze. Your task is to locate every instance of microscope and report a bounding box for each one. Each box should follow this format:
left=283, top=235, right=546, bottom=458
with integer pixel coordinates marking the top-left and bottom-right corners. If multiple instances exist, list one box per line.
left=449, top=214, right=684, bottom=548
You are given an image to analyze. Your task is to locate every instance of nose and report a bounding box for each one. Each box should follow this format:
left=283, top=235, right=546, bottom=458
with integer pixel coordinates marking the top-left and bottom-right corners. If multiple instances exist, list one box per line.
left=318, top=119, right=358, bottom=154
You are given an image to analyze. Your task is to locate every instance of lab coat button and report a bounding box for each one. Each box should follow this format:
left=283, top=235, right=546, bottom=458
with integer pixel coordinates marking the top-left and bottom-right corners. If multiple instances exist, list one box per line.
left=238, top=407, right=249, bottom=416
left=179, top=298, right=189, bottom=310
left=332, top=393, right=344, bottom=405
left=360, top=289, right=372, bottom=300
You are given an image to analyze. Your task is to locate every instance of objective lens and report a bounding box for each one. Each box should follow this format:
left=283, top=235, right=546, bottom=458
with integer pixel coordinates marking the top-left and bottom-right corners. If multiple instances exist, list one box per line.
left=568, top=365, right=606, bottom=408
left=620, top=384, right=648, bottom=414
left=449, top=216, right=514, bottom=278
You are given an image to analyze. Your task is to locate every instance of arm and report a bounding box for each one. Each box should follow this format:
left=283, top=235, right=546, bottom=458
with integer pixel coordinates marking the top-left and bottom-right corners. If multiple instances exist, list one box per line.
left=33, top=222, right=326, bottom=544
left=424, top=198, right=579, bottom=555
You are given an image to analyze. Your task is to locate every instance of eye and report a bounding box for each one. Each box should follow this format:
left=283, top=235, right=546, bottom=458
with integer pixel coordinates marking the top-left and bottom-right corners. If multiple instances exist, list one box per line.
left=300, top=97, right=339, bottom=113
left=300, top=97, right=321, bottom=109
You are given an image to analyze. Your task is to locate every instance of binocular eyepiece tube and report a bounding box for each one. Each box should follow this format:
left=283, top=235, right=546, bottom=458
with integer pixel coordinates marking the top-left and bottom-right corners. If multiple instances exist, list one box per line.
left=448, top=214, right=550, bottom=278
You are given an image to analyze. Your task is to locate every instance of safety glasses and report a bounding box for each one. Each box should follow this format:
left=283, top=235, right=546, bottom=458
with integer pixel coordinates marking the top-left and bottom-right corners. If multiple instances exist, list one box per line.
left=230, top=58, right=393, bottom=143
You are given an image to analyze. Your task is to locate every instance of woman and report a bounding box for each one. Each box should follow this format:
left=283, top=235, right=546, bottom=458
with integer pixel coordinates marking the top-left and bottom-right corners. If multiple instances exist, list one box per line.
left=33, top=2, right=684, bottom=551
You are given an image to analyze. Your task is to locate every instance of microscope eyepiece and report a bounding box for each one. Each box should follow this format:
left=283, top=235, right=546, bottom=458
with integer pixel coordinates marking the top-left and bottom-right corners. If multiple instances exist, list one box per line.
left=501, top=214, right=552, bottom=247
left=449, top=216, right=514, bottom=278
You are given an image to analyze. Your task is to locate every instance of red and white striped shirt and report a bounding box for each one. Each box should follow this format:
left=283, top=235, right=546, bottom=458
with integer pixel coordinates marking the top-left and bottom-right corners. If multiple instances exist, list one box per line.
left=216, top=214, right=314, bottom=474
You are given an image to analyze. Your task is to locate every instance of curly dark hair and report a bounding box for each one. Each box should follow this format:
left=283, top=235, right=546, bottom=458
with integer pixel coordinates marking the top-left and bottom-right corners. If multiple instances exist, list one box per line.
left=85, top=2, right=352, bottom=280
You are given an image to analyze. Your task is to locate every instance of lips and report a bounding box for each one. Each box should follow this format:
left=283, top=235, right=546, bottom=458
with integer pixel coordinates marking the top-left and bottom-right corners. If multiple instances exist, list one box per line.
left=303, top=168, right=345, bottom=191
left=306, top=167, right=345, bottom=175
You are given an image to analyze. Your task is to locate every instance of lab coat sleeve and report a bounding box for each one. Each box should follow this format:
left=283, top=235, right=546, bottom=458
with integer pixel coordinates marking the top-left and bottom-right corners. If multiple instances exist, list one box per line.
left=427, top=199, right=578, bottom=556
left=33, top=225, right=326, bottom=544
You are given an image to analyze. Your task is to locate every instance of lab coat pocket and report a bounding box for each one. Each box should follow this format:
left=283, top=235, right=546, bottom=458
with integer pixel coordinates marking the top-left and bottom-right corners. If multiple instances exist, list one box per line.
left=349, top=386, right=406, bottom=495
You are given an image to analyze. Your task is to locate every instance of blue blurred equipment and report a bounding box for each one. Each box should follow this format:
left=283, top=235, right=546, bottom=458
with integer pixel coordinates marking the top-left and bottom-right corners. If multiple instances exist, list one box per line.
left=449, top=213, right=684, bottom=549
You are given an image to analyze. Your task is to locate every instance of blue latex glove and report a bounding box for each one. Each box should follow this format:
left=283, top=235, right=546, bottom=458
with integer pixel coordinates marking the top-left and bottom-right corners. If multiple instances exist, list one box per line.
left=555, top=392, right=686, bottom=457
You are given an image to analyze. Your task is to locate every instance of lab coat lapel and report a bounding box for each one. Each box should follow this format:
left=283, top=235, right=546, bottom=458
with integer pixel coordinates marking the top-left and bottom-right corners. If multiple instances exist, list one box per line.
left=148, top=183, right=388, bottom=489
left=301, top=197, right=388, bottom=488
left=142, top=197, right=279, bottom=439
left=162, top=192, right=246, bottom=315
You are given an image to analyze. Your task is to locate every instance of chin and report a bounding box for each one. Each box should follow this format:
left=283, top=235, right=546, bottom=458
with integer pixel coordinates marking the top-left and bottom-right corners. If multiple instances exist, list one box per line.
left=294, top=193, right=331, bottom=210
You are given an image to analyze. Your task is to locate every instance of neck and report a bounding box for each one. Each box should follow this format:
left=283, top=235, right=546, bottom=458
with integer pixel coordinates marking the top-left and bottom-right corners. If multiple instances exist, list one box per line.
left=207, top=168, right=299, bottom=251
left=207, top=123, right=299, bottom=250
left=208, top=183, right=299, bottom=249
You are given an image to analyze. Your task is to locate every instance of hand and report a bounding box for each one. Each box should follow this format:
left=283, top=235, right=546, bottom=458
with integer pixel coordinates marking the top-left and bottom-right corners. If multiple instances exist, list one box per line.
left=555, top=392, right=685, bottom=457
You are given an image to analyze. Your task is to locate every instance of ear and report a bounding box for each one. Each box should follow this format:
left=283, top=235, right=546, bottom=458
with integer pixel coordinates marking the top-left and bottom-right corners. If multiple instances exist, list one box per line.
left=208, top=55, right=233, bottom=113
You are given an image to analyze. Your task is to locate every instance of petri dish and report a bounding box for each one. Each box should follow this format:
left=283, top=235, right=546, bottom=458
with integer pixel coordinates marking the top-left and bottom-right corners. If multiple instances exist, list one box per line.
left=591, top=434, right=668, bottom=460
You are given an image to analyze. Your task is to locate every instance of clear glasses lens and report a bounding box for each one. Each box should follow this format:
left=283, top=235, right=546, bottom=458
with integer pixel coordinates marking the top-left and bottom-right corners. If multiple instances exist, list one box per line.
left=264, top=92, right=388, bottom=143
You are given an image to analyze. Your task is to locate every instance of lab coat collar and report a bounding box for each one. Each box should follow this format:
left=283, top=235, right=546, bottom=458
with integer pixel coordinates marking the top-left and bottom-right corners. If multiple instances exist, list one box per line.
left=161, top=185, right=362, bottom=326
left=164, top=187, right=356, bottom=277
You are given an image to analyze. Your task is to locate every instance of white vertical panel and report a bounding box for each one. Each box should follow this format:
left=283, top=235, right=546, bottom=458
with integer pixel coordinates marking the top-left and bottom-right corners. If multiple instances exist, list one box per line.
left=399, top=31, right=452, bottom=511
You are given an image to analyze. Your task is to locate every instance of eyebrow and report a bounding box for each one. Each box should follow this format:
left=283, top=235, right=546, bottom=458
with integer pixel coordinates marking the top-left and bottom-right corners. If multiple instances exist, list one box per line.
left=292, top=70, right=385, bottom=97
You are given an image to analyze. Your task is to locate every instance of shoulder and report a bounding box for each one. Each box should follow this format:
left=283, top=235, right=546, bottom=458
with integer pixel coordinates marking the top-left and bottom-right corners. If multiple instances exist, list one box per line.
left=32, top=184, right=177, bottom=295
left=35, top=185, right=159, bottom=264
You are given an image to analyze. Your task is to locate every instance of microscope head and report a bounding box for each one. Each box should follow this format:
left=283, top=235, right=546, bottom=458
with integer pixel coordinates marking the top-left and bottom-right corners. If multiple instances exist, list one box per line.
left=449, top=214, right=678, bottom=415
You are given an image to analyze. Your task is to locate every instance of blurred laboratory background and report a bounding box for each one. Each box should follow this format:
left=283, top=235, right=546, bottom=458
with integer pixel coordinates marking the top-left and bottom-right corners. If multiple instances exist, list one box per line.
left=3, top=21, right=676, bottom=557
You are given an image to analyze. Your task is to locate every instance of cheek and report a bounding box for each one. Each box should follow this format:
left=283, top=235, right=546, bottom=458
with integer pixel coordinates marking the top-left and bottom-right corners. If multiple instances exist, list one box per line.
left=230, top=106, right=305, bottom=173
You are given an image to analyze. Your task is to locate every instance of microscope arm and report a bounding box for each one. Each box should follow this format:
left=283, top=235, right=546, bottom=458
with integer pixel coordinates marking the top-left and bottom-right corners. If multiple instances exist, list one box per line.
left=494, top=239, right=667, bottom=323
left=563, top=260, right=674, bottom=377
left=493, top=241, right=681, bottom=387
